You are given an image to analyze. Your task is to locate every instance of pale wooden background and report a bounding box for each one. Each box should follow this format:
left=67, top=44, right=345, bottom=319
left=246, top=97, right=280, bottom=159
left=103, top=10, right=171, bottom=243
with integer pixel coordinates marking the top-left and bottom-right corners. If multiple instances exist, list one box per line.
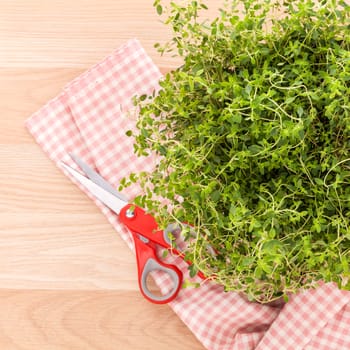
left=0, top=1, right=222, bottom=349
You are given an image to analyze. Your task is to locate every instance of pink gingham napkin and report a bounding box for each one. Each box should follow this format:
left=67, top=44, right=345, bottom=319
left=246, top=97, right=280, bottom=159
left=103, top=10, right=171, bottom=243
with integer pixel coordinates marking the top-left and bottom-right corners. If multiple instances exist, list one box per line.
left=26, top=39, right=350, bottom=350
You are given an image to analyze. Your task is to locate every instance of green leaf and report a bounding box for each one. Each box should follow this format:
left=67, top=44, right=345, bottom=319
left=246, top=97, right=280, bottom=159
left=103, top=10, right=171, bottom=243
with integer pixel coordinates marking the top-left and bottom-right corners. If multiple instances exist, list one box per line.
left=188, top=264, right=198, bottom=278
left=245, top=84, right=252, bottom=95
left=296, top=106, right=304, bottom=117
left=285, top=96, right=297, bottom=104
left=248, top=144, right=263, bottom=154
left=210, top=190, right=221, bottom=202
left=242, top=257, right=255, bottom=266
left=231, top=114, right=242, bottom=124
left=314, top=178, right=324, bottom=186
left=156, top=4, right=163, bottom=15
left=262, top=240, right=283, bottom=252
left=261, top=262, right=273, bottom=274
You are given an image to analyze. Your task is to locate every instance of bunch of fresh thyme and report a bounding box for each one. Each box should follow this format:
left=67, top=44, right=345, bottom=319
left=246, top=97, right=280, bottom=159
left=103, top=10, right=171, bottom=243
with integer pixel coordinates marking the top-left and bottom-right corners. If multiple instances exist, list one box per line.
left=122, top=0, right=350, bottom=303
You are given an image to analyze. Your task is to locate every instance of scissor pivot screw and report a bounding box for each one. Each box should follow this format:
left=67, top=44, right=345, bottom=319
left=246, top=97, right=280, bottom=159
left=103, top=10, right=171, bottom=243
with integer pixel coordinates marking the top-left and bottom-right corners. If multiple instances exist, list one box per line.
left=126, top=207, right=135, bottom=218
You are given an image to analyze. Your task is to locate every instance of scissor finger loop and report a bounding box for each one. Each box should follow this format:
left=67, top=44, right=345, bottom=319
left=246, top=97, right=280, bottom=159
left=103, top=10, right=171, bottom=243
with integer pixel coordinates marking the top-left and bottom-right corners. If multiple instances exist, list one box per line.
left=140, top=256, right=182, bottom=304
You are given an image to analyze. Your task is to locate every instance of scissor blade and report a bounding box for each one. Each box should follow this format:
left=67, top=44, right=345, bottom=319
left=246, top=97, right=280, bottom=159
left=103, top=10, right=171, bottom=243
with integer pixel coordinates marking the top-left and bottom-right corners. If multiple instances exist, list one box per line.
left=69, top=153, right=129, bottom=203
left=60, top=162, right=127, bottom=215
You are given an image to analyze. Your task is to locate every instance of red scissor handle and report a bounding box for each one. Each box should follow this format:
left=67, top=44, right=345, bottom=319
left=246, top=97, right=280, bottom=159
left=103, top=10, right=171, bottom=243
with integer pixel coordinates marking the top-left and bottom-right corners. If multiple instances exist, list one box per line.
left=119, top=204, right=183, bottom=304
left=119, top=204, right=171, bottom=248
left=133, top=234, right=182, bottom=304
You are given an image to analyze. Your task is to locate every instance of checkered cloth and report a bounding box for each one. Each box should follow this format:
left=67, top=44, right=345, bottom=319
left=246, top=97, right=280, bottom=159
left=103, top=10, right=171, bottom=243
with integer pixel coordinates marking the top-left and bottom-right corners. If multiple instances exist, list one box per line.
left=26, top=39, right=350, bottom=350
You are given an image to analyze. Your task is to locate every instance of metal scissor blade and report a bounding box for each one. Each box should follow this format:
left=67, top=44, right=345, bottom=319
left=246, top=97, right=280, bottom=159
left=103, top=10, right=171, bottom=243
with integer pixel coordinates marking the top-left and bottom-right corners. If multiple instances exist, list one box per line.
left=69, top=153, right=129, bottom=203
left=60, top=162, right=127, bottom=215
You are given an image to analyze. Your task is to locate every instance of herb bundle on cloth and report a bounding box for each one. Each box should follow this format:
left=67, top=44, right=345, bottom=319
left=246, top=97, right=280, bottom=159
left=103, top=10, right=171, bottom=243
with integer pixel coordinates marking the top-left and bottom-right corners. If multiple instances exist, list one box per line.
left=26, top=37, right=350, bottom=350
left=125, top=0, right=350, bottom=303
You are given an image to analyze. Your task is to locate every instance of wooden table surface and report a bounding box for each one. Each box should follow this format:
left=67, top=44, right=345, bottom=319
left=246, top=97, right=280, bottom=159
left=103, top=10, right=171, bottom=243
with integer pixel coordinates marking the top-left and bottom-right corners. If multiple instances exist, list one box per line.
left=0, top=1, right=221, bottom=349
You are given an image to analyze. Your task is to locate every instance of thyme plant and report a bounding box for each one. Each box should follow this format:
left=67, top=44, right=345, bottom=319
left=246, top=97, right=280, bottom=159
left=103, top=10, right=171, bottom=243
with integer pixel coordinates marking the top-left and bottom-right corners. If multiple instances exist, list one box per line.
left=123, top=0, right=350, bottom=303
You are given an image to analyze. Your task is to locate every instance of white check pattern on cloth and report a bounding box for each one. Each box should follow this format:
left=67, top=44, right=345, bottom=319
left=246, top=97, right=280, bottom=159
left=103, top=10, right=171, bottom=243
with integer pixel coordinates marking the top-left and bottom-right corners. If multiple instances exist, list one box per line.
left=26, top=39, right=350, bottom=350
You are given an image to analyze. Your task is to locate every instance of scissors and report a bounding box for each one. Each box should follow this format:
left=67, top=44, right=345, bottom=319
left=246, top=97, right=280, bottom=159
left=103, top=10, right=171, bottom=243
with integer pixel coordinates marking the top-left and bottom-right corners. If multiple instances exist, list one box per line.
left=60, top=154, right=185, bottom=304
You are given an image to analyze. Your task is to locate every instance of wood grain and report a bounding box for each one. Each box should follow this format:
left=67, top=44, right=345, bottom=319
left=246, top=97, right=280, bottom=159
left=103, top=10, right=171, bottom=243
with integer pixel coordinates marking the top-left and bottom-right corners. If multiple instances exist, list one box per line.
left=0, top=0, right=227, bottom=348
left=0, top=0, right=175, bottom=69
left=0, top=290, right=204, bottom=350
